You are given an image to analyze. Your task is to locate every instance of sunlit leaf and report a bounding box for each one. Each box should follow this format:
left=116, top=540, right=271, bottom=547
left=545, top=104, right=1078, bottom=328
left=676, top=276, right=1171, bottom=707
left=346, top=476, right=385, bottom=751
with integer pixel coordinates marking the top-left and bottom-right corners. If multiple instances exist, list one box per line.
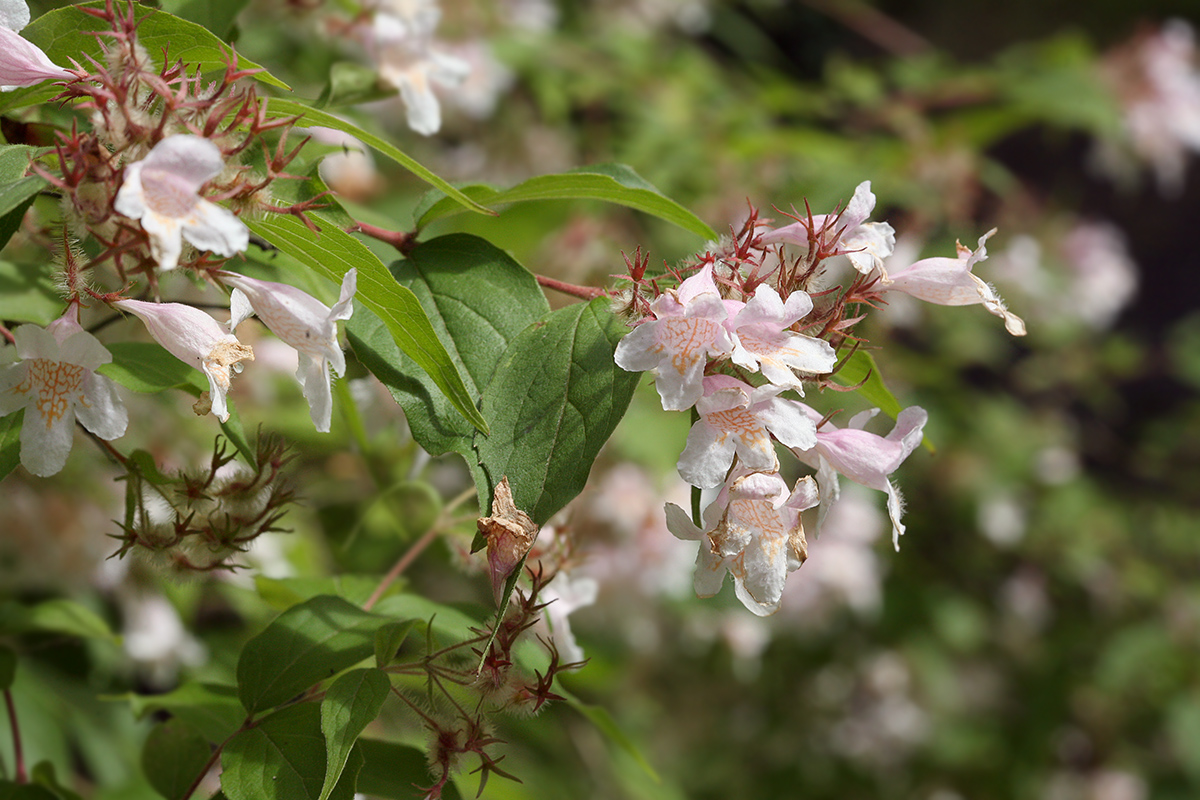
left=414, top=163, right=718, bottom=241
left=318, top=669, right=390, bottom=800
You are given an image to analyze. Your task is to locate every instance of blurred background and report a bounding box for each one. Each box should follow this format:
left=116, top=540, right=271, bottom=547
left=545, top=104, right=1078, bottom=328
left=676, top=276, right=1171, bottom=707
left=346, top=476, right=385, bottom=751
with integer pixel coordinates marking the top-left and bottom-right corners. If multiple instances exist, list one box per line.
left=5, top=0, right=1200, bottom=798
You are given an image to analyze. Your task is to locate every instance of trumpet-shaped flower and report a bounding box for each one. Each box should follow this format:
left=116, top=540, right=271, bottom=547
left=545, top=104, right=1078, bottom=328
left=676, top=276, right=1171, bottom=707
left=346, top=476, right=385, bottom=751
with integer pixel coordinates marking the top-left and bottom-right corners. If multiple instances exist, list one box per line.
left=114, top=135, right=249, bottom=271
left=760, top=181, right=896, bottom=276
left=0, top=0, right=72, bottom=91
left=792, top=405, right=928, bottom=551
left=728, top=284, right=837, bottom=391
left=678, top=375, right=816, bottom=489
left=368, top=0, right=470, bottom=135
left=113, top=299, right=253, bottom=423
left=882, top=229, right=1026, bottom=336
left=0, top=305, right=127, bottom=476
left=666, top=471, right=820, bottom=616
left=614, top=264, right=739, bottom=411
left=224, top=269, right=356, bottom=432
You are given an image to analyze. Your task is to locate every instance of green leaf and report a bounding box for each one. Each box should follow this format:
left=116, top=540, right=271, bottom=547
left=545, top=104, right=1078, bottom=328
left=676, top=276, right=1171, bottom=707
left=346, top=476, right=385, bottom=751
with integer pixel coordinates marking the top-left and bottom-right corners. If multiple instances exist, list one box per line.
left=243, top=213, right=488, bottom=436
left=221, top=703, right=361, bottom=800
left=475, top=297, right=640, bottom=525
left=414, top=163, right=718, bottom=241
left=355, top=739, right=462, bottom=800
left=0, top=598, right=117, bottom=642
left=23, top=3, right=288, bottom=89
left=0, top=262, right=64, bottom=326
left=142, top=718, right=212, bottom=800
left=560, top=688, right=660, bottom=784
left=318, top=669, right=390, bottom=800
left=371, top=594, right=482, bottom=650
left=124, top=682, right=246, bottom=744
left=261, top=99, right=490, bottom=216
left=0, top=410, right=22, bottom=483
left=254, top=575, right=385, bottom=611
left=374, top=621, right=415, bottom=668
left=0, top=645, right=15, bottom=690
left=0, top=145, right=45, bottom=251
left=236, top=595, right=390, bottom=716
left=158, top=0, right=250, bottom=38
left=28, top=762, right=82, bottom=800
left=316, top=62, right=396, bottom=109
left=0, top=782, right=59, bottom=800
left=346, top=234, right=547, bottom=457
left=98, top=342, right=204, bottom=393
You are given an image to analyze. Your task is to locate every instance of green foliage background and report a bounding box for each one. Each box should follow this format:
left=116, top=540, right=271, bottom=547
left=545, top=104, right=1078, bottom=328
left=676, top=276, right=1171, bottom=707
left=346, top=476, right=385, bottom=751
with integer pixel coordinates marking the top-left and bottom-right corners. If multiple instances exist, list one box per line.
left=3, top=0, right=1200, bottom=799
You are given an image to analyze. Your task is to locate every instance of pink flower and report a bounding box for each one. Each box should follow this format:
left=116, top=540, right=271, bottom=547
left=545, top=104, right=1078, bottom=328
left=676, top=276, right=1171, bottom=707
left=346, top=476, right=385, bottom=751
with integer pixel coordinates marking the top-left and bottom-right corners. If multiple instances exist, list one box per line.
left=0, top=1, right=72, bottom=91
left=223, top=269, right=356, bottom=432
left=882, top=229, right=1026, bottom=336
left=114, top=136, right=249, bottom=271
left=366, top=0, right=469, bottom=136
left=666, top=471, right=820, bottom=616
left=0, top=305, right=127, bottom=476
left=614, top=263, right=739, bottom=411
left=677, top=374, right=816, bottom=489
left=760, top=181, right=896, bottom=277
left=112, top=299, right=253, bottom=423
left=792, top=405, right=927, bottom=551
left=727, top=284, right=836, bottom=391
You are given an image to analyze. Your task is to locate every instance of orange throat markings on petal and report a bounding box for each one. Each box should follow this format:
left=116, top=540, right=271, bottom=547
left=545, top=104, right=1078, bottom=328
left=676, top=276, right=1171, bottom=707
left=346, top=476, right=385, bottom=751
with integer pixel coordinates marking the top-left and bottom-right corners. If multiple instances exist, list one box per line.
left=657, top=317, right=720, bottom=376
left=25, top=359, right=85, bottom=429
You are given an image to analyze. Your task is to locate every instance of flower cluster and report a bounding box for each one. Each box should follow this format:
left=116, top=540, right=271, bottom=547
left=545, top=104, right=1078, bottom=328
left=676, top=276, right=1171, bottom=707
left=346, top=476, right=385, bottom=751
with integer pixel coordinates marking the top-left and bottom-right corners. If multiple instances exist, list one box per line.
left=615, top=182, right=1023, bottom=615
left=1, top=2, right=357, bottom=500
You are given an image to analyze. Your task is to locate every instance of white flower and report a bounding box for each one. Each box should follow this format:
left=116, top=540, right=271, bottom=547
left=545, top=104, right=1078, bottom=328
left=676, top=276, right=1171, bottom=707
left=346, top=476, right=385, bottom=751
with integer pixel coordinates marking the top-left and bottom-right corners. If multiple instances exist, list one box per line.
left=0, top=305, right=127, bottom=476
left=760, top=181, right=896, bottom=277
left=114, top=135, right=249, bottom=271
left=727, top=283, right=836, bottom=391
left=666, top=471, right=819, bottom=616
left=792, top=405, right=927, bottom=551
left=614, top=263, right=739, bottom=411
left=367, top=0, right=470, bottom=136
left=112, top=299, right=253, bottom=423
left=542, top=570, right=598, bottom=664
left=882, top=229, right=1026, bottom=336
left=677, top=374, right=816, bottom=489
left=223, top=269, right=356, bottom=432
left=0, top=0, right=72, bottom=91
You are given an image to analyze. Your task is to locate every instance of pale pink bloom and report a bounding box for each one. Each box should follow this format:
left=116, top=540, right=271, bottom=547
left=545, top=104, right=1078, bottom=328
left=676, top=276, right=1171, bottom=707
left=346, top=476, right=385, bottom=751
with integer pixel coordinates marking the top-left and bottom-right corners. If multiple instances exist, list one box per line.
left=1060, top=221, right=1138, bottom=330
left=367, top=0, right=469, bottom=136
left=793, top=405, right=927, bottom=551
left=542, top=570, right=599, bottom=664
left=0, top=0, right=72, bottom=91
left=677, top=374, right=816, bottom=489
left=666, top=471, right=819, bottom=616
left=1100, top=20, right=1200, bottom=193
left=114, top=135, right=249, bottom=271
left=760, top=181, right=896, bottom=277
left=614, top=263, right=739, bottom=411
left=112, top=299, right=253, bottom=423
left=224, top=269, right=356, bottom=432
left=0, top=305, right=127, bottom=476
left=882, top=229, right=1027, bottom=336
left=728, top=283, right=836, bottom=391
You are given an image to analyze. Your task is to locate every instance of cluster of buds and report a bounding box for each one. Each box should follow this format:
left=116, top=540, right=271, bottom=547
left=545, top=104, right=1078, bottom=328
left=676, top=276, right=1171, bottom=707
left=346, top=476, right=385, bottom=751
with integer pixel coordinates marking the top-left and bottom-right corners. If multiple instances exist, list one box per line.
left=614, top=182, right=1024, bottom=616
left=113, top=434, right=295, bottom=574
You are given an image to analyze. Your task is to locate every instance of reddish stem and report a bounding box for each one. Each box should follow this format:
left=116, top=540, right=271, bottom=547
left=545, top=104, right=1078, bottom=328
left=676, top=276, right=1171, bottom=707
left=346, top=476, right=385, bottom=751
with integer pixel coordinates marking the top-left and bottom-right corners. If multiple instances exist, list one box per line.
left=4, top=690, right=25, bottom=783
left=535, top=275, right=607, bottom=300
left=352, top=221, right=415, bottom=253
left=363, top=525, right=441, bottom=611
